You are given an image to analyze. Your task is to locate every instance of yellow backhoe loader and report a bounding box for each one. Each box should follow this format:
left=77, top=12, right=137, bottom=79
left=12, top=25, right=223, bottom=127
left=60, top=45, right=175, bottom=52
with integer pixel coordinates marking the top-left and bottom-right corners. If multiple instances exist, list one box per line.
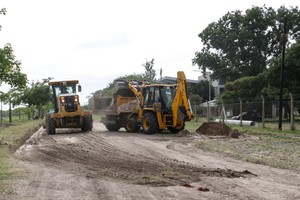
left=94, top=71, right=194, bottom=134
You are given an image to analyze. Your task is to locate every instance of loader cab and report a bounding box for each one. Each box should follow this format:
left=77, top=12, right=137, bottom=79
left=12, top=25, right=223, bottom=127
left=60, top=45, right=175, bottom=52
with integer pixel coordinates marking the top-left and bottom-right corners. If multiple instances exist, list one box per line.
left=143, top=85, right=176, bottom=112
left=49, top=80, right=81, bottom=113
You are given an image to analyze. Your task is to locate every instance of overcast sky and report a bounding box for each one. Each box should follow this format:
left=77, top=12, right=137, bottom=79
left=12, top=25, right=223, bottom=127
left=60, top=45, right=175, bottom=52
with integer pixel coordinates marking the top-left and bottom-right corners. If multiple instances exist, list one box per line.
left=0, top=0, right=299, bottom=106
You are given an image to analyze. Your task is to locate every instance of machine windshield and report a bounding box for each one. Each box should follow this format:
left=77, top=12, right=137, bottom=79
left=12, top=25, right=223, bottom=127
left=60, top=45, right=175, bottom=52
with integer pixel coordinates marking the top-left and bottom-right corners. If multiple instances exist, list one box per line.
left=160, top=86, right=176, bottom=110
left=53, top=84, right=76, bottom=95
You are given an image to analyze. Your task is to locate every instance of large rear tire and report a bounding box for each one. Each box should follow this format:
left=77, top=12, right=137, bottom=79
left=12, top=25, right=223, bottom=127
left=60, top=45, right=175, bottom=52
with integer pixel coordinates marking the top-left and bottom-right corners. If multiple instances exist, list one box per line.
left=82, top=115, right=93, bottom=132
left=46, top=114, right=56, bottom=135
left=106, top=123, right=121, bottom=131
left=142, top=112, right=158, bottom=134
left=125, top=118, right=140, bottom=133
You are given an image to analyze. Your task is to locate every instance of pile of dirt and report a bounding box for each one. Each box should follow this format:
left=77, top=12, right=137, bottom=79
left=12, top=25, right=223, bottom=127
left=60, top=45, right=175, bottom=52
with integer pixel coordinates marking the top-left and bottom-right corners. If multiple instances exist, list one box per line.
left=196, top=122, right=239, bottom=138
left=176, top=129, right=193, bottom=137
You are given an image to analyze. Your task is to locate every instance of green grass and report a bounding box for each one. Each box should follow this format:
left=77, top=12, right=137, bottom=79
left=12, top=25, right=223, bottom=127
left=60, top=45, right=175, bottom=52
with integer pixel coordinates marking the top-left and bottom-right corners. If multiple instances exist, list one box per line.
left=185, top=119, right=300, bottom=171
left=0, top=119, right=42, bottom=193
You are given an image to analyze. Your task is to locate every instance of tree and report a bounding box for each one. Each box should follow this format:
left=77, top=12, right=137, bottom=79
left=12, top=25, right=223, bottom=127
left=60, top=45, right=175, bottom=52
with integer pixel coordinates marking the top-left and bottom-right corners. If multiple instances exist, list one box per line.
left=265, top=41, right=300, bottom=94
left=20, top=78, right=52, bottom=118
left=142, top=58, right=156, bottom=82
left=93, top=73, right=145, bottom=98
left=1, top=9, right=26, bottom=89
left=0, top=44, right=27, bottom=89
left=221, top=73, right=267, bottom=100
left=190, top=80, right=215, bottom=102
left=0, top=7, right=6, bottom=31
left=263, top=40, right=300, bottom=118
left=193, top=6, right=300, bottom=83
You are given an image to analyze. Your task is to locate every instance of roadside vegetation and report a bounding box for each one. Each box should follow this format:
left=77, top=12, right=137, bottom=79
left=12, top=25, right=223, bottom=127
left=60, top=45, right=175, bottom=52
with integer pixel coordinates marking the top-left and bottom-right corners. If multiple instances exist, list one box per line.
left=185, top=119, right=300, bottom=171
left=0, top=119, right=42, bottom=193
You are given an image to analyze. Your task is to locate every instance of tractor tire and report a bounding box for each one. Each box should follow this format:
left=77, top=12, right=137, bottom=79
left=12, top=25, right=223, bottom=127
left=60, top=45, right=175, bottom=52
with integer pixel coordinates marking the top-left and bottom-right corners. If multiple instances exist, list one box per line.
left=125, top=118, right=140, bottom=133
left=82, top=115, right=93, bottom=132
left=105, top=123, right=121, bottom=131
left=142, top=112, right=158, bottom=134
left=46, top=114, right=56, bottom=135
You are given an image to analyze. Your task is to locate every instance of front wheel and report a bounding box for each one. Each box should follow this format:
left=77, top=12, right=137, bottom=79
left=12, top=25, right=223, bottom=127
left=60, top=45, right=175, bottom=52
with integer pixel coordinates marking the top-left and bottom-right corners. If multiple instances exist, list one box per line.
left=106, top=123, right=121, bottom=131
left=82, top=115, right=93, bottom=132
left=142, top=112, right=158, bottom=134
left=125, top=118, right=140, bottom=133
left=46, top=114, right=56, bottom=135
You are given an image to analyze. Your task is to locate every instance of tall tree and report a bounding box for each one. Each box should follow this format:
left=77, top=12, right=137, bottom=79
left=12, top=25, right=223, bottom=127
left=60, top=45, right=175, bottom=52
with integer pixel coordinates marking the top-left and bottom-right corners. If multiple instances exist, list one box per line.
left=190, top=80, right=215, bottom=102
left=193, top=6, right=300, bottom=83
left=93, top=73, right=145, bottom=98
left=142, top=58, right=156, bottom=82
left=20, top=78, right=52, bottom=118
left=1, top=8, right=27, bottom=90
left=0, top=44, right=27, bottom=90
left=221, top=73, right=267, bottom=100
left=0, top=7, right=6, bottom=31
left=264, top=40, right=300, bottom=97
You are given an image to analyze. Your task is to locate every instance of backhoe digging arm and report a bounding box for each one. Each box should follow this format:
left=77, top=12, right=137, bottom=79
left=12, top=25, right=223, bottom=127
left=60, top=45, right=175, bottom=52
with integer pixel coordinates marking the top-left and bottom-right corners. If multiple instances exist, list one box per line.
left=171, top=71, right=194, bottom=126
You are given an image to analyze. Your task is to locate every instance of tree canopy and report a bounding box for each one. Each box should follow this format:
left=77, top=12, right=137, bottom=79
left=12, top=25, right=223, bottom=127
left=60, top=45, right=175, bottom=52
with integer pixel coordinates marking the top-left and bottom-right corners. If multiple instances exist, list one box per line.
left=0, top=44, right=27, bottom=90
left=1, top=9, right=27, bottom=91
left=190, top=80, right=215, bottom=102
left=18, top=78, right=52, bottom=118
left=263, top=40, right=300, bottom=97
left=142, top=58, right=156, bottom=82
left=193, top=6, right=300, bottom=83
left=93, top=73, right=145, bottom=98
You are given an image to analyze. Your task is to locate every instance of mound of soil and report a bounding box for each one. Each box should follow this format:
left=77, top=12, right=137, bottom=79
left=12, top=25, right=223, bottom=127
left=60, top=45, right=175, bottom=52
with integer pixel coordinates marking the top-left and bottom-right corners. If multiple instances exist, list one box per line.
left=195, top=122, right=239, bottom=138
left=176, top=129, right=193, bottom=137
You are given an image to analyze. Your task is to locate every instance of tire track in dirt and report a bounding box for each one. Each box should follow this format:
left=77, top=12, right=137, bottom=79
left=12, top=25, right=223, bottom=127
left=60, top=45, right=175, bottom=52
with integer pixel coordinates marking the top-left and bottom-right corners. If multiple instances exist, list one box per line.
left=8, top=122, right=300, bottom=200
left=16, top=128, right=255, bottom=187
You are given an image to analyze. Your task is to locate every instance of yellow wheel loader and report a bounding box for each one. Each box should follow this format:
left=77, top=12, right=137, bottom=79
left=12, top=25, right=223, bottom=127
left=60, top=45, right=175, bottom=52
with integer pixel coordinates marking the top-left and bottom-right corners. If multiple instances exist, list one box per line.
left=45, top=80, right=93, bottom=135
left=94, top=71, right=194, bottom=134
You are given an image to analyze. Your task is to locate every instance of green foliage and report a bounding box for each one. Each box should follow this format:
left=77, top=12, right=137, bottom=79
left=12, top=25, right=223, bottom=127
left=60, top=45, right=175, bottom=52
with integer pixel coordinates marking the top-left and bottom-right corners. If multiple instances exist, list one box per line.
left=93, top=73, right=144, bottom=98
left=221, top=73, right=267, bottom=100
left=190, top=80, right=215, bottom=101
left=284, top=41, right=300, bottom=93
left=189, top=94, right=202, bottom=105
left=193, top=6, right=300, bottom=82
left=19, top=78, right=53, bottom=117
left=0, top=8, right=6, bottom=15
left=263, top=40, right=300, bottom=98
left=142, top=58, right=156, bottom=82
left=0, top=44, right=27, bottom=89
left=0, top=7, right=7, bottom=31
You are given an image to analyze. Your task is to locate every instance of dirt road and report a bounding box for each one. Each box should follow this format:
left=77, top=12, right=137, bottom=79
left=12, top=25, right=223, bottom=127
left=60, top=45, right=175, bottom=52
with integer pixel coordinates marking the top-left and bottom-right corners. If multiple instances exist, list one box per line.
left=2, top=122, right=299, bottom=200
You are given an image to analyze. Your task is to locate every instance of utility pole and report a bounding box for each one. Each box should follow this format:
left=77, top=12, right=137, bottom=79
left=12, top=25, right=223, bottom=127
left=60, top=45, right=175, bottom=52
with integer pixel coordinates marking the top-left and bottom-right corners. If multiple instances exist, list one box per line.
left=279, top=17, right=288, bottom=131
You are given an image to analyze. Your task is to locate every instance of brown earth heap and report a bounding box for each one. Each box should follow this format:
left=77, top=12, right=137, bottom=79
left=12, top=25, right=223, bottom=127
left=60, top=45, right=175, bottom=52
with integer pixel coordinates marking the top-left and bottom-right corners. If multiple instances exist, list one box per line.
left=196, top=122, right=239, bottom=138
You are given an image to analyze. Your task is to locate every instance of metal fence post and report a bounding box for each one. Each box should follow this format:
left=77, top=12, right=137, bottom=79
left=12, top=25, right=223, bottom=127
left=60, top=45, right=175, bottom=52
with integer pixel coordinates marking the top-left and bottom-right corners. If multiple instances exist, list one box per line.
left=221, top=98, right=225, bottom=123
left=239, top=97, right=242, bottom=126
left=290, top=93, right=295, bottom=131
left=194, top=102, right=198, bottom=122
left=261, top=95, right=265, bottom=128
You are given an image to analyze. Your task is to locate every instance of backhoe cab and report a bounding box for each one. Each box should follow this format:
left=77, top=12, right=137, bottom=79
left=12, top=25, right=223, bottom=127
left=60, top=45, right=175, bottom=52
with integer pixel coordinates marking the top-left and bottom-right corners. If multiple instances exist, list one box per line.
left=45, top=80, right=93, bottom=134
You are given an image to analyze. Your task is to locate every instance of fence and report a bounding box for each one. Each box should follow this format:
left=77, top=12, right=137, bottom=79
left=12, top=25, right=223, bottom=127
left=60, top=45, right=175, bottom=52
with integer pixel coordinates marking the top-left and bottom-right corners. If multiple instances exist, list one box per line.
left=193, top=93, right=300, bottom=131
